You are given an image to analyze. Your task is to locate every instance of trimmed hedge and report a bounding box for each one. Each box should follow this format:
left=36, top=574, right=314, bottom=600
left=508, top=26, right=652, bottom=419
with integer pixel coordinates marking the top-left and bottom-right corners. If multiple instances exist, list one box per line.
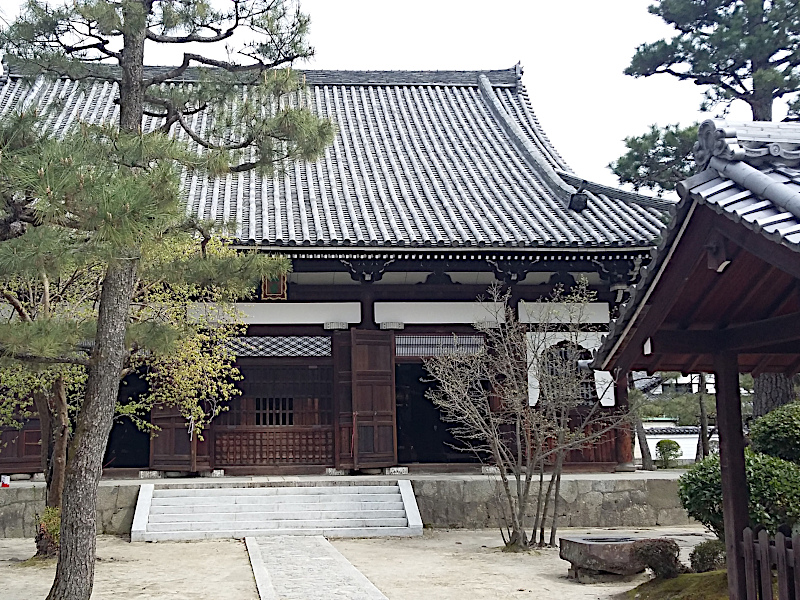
left=750, top=401, right=800, bottom=464
left=689, top=539, right=726, bottom=573
left=656, top=439, right=682, bottom=468
left=678, top=449, right=800, bottom=539
left=631, top=538, right=689, bottom=579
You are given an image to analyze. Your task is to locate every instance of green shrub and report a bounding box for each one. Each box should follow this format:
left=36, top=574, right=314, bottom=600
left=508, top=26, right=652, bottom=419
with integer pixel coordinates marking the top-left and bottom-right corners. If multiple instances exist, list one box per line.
left=750, top=401, right=800, bottom=464
left=656, top=439, right=682, bottom=468
left=689, top=539, right=726, bottom=573
left=34, top=507, right=60, bottom=558
left=631, top=538, right=690, bottom=579
left=678, top=450, right=800, bottom=539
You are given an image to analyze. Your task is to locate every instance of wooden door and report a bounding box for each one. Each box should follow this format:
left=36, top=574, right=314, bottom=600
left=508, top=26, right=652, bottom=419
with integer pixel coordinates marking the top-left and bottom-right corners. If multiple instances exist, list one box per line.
left=333, top=331, right=355, bottom=469
left=350, top=330, right=397, bottom=469
left=150, top=406, right=211, bottom=471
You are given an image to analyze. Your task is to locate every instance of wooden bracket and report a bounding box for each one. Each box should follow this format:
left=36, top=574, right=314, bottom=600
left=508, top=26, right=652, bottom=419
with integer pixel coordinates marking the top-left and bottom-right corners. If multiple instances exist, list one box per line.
left=705, top=230, right=731, bottom=272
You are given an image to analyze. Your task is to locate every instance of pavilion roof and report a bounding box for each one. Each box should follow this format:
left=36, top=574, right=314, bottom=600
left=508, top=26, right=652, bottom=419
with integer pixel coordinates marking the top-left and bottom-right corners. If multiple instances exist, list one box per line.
left=592, top=120, right=800, bottom=375
left=0, top=65, right=666, bottom=251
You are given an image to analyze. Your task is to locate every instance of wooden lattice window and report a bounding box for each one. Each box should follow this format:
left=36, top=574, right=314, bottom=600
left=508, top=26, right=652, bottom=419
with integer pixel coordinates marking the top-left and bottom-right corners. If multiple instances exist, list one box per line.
left=261, top=274, right=287, bottom=300
left=229, top=365, right=334, bottom=427
left=256, top=397, right=294, bottom=426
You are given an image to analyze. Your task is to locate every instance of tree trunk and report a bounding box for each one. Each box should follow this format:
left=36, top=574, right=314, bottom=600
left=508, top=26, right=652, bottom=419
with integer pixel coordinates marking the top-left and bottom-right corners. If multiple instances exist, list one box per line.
left=697, top=374, right=710, bottom=461
left=48, top=376, right=70, bottom=509
left=635, top=414, right=655, bottom=470
left=32, top=390, right=53, bottom=492
left=47, top=260, right=138, bottom=600
left=750, top=97, right=773, bottom=122
left=752, top=372, right=796, bottom=418
left=548, top=453, right=564, bottom=547
left=31, top=377, right=70, bottom=510
left=46, top=5, right=146, bottom=596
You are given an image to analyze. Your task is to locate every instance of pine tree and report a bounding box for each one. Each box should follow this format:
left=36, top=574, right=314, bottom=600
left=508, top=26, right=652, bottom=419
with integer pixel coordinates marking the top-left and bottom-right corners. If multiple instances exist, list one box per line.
left=0, top=2, right=334, bottom=598
left=626, top=0, right=800, bottom=121
left=617, top=1, right=800, bottom=418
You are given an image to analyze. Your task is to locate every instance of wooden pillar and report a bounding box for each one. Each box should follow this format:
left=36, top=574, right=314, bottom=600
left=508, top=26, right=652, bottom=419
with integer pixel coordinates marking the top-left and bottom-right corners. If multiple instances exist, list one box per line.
left=360, top=287, right=377, bottom=330
left=614, top=372, right=635, bottom=472
left=713, top=352, right=748, bottom=600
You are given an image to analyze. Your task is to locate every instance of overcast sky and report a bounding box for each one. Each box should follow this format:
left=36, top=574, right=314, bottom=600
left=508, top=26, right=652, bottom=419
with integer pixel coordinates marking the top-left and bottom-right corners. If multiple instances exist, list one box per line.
left=1, top=0, right=785, bottom=187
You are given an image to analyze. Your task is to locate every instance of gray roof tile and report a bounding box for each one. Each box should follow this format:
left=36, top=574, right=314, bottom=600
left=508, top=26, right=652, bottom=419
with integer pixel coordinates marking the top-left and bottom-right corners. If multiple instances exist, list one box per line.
left=0, top=66, right=665, bottom=249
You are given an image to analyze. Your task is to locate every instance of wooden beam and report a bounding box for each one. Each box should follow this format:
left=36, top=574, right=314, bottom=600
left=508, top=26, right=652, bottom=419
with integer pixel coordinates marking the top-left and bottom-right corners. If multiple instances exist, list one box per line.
left=713, top=351, right=748, bottom=600
left=722, top=265, right=777, bottom=326
left=785, top=355, right=800, bottom=376
left=750, top=355, right=775, bottom=378
left=650, top=312, right=800, bottom=356
left=724, top=312, right=800, bottom=351
left=650, top=330, right=718, bottom=354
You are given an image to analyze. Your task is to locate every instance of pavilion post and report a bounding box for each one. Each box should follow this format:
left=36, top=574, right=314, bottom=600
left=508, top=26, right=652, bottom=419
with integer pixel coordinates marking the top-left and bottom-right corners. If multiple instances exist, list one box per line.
left=713, top=351, right=748, bottom=600
left=614, top=371, right=635, bottom=472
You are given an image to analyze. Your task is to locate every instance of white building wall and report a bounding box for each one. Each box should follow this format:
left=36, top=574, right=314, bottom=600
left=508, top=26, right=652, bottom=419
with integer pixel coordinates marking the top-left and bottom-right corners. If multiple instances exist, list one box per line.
left=634, top=432, right=719, bottom=464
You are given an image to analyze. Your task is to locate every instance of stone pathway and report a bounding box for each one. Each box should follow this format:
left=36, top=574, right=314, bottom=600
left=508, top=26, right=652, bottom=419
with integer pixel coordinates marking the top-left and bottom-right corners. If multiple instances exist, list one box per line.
left=246, top=536, right=388, bottom=600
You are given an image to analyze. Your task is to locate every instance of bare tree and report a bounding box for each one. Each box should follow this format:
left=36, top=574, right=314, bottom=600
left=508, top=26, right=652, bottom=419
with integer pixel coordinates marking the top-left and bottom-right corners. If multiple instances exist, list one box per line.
left=424, top=283, right=627, bottom=551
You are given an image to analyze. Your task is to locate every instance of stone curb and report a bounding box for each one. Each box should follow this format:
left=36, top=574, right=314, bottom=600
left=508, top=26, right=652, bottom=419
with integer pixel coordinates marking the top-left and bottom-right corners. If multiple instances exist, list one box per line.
left=398, top=480, right=423, bottom=534
left=130, top=484, right=153, bottom=543
left=245, top=537, right=277, bottom=600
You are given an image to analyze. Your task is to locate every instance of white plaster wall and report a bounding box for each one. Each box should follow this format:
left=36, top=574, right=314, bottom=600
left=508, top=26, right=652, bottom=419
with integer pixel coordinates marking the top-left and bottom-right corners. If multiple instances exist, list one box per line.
left=373, top=302, right=505, bottom=325
left=518, top=301, right=610, bottom=324
left=634, top=432, right=719, bottom=462
left=192, top=302, right=361, bottom=325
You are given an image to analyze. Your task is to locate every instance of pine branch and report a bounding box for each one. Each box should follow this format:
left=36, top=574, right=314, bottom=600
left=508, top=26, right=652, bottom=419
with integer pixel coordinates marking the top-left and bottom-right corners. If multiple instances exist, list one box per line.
left=0, top=346, right=89, bottom=367
left=2, top=291, right=33, bottom=322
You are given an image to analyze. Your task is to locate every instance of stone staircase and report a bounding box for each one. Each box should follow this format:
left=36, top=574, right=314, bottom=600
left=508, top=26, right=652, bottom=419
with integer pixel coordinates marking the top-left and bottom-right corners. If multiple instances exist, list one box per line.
left=131, top=481, right=423, bottom=542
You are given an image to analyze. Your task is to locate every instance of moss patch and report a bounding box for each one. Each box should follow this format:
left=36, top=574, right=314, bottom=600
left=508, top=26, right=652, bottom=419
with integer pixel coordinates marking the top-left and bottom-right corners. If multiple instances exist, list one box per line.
left=619, top=571, right=729, bottom=600
left=14, top=555, right=56, bottom=569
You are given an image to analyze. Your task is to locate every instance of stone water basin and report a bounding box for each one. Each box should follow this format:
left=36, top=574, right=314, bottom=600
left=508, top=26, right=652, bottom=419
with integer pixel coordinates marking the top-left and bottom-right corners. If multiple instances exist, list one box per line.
left=559, top=536, right=647, bottom=579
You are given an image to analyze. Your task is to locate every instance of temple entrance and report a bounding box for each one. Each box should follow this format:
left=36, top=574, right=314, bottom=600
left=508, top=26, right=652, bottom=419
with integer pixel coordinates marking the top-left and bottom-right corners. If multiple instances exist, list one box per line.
left=212, top=362, right=336, bottom=469
left=395, top=362, right=478, bottom=464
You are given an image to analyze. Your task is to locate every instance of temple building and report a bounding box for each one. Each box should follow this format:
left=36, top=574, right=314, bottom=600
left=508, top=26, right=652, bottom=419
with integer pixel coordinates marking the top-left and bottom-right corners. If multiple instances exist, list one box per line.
left=0, top=65, right=669, bottom=475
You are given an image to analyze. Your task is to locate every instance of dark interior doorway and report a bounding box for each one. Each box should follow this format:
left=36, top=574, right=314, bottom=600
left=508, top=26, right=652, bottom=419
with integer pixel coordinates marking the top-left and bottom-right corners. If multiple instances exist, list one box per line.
left=104, top=373, right=150, bottom=469
left=395, top=363, right=478, bottom=463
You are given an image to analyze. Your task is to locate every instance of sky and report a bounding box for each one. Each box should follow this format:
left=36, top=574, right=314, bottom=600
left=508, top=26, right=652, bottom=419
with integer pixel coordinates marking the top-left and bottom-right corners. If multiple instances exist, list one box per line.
left=1, top=0, right=787, bottom=187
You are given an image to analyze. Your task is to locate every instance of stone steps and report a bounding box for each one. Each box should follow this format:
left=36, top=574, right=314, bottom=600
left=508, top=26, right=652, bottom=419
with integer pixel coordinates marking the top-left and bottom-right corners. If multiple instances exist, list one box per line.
left=131, top=480, right=423, bottom=542
left=149, top=509, right=407, bottom=522
left=145, top=526, right=417, bottom=542
left=149, top=501, right=406, bottom=514
left=150, top=493, right=403, bottom=506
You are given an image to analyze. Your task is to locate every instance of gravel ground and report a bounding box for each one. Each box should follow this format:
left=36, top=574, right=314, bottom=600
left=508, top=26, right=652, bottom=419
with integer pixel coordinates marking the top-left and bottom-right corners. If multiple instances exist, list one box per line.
left=331, top=526, right=714, bottom=600
left=0, top=537, right=258, bottom=600
left=0, top=526, right=712, bottom=600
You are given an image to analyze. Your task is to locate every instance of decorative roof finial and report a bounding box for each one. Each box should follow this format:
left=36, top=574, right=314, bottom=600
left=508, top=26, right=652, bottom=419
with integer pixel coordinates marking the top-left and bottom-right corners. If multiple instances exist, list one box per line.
left=693, top=120, right=746, bottom=171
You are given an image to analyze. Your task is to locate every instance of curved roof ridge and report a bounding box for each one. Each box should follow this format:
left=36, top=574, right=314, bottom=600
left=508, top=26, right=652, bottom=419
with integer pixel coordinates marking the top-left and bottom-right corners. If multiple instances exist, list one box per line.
left=477, top=73, right=576, bottom=210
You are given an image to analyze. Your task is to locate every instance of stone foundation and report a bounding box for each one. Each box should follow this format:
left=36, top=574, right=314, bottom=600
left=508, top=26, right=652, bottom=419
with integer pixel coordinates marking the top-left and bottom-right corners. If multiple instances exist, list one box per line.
left=412, top=477, right=690, bottom=529
left=0, top=476, right=690, bottom=537
left=0, top=485, right=138, bottom=538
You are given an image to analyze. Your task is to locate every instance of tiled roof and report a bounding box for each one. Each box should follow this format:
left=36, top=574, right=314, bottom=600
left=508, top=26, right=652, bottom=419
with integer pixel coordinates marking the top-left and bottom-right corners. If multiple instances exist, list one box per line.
left=644, top=427, right=704, bottom=436
left=677, top=121, right=800, bottom=251
left=592, top=120, right=800, bottom=370
left=0, top=65, right=667, bottom=249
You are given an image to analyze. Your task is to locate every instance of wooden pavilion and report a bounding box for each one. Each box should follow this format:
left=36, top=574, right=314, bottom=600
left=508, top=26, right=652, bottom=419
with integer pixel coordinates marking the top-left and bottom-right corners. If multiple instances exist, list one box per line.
left=592, top=120, right=800, bottom=599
